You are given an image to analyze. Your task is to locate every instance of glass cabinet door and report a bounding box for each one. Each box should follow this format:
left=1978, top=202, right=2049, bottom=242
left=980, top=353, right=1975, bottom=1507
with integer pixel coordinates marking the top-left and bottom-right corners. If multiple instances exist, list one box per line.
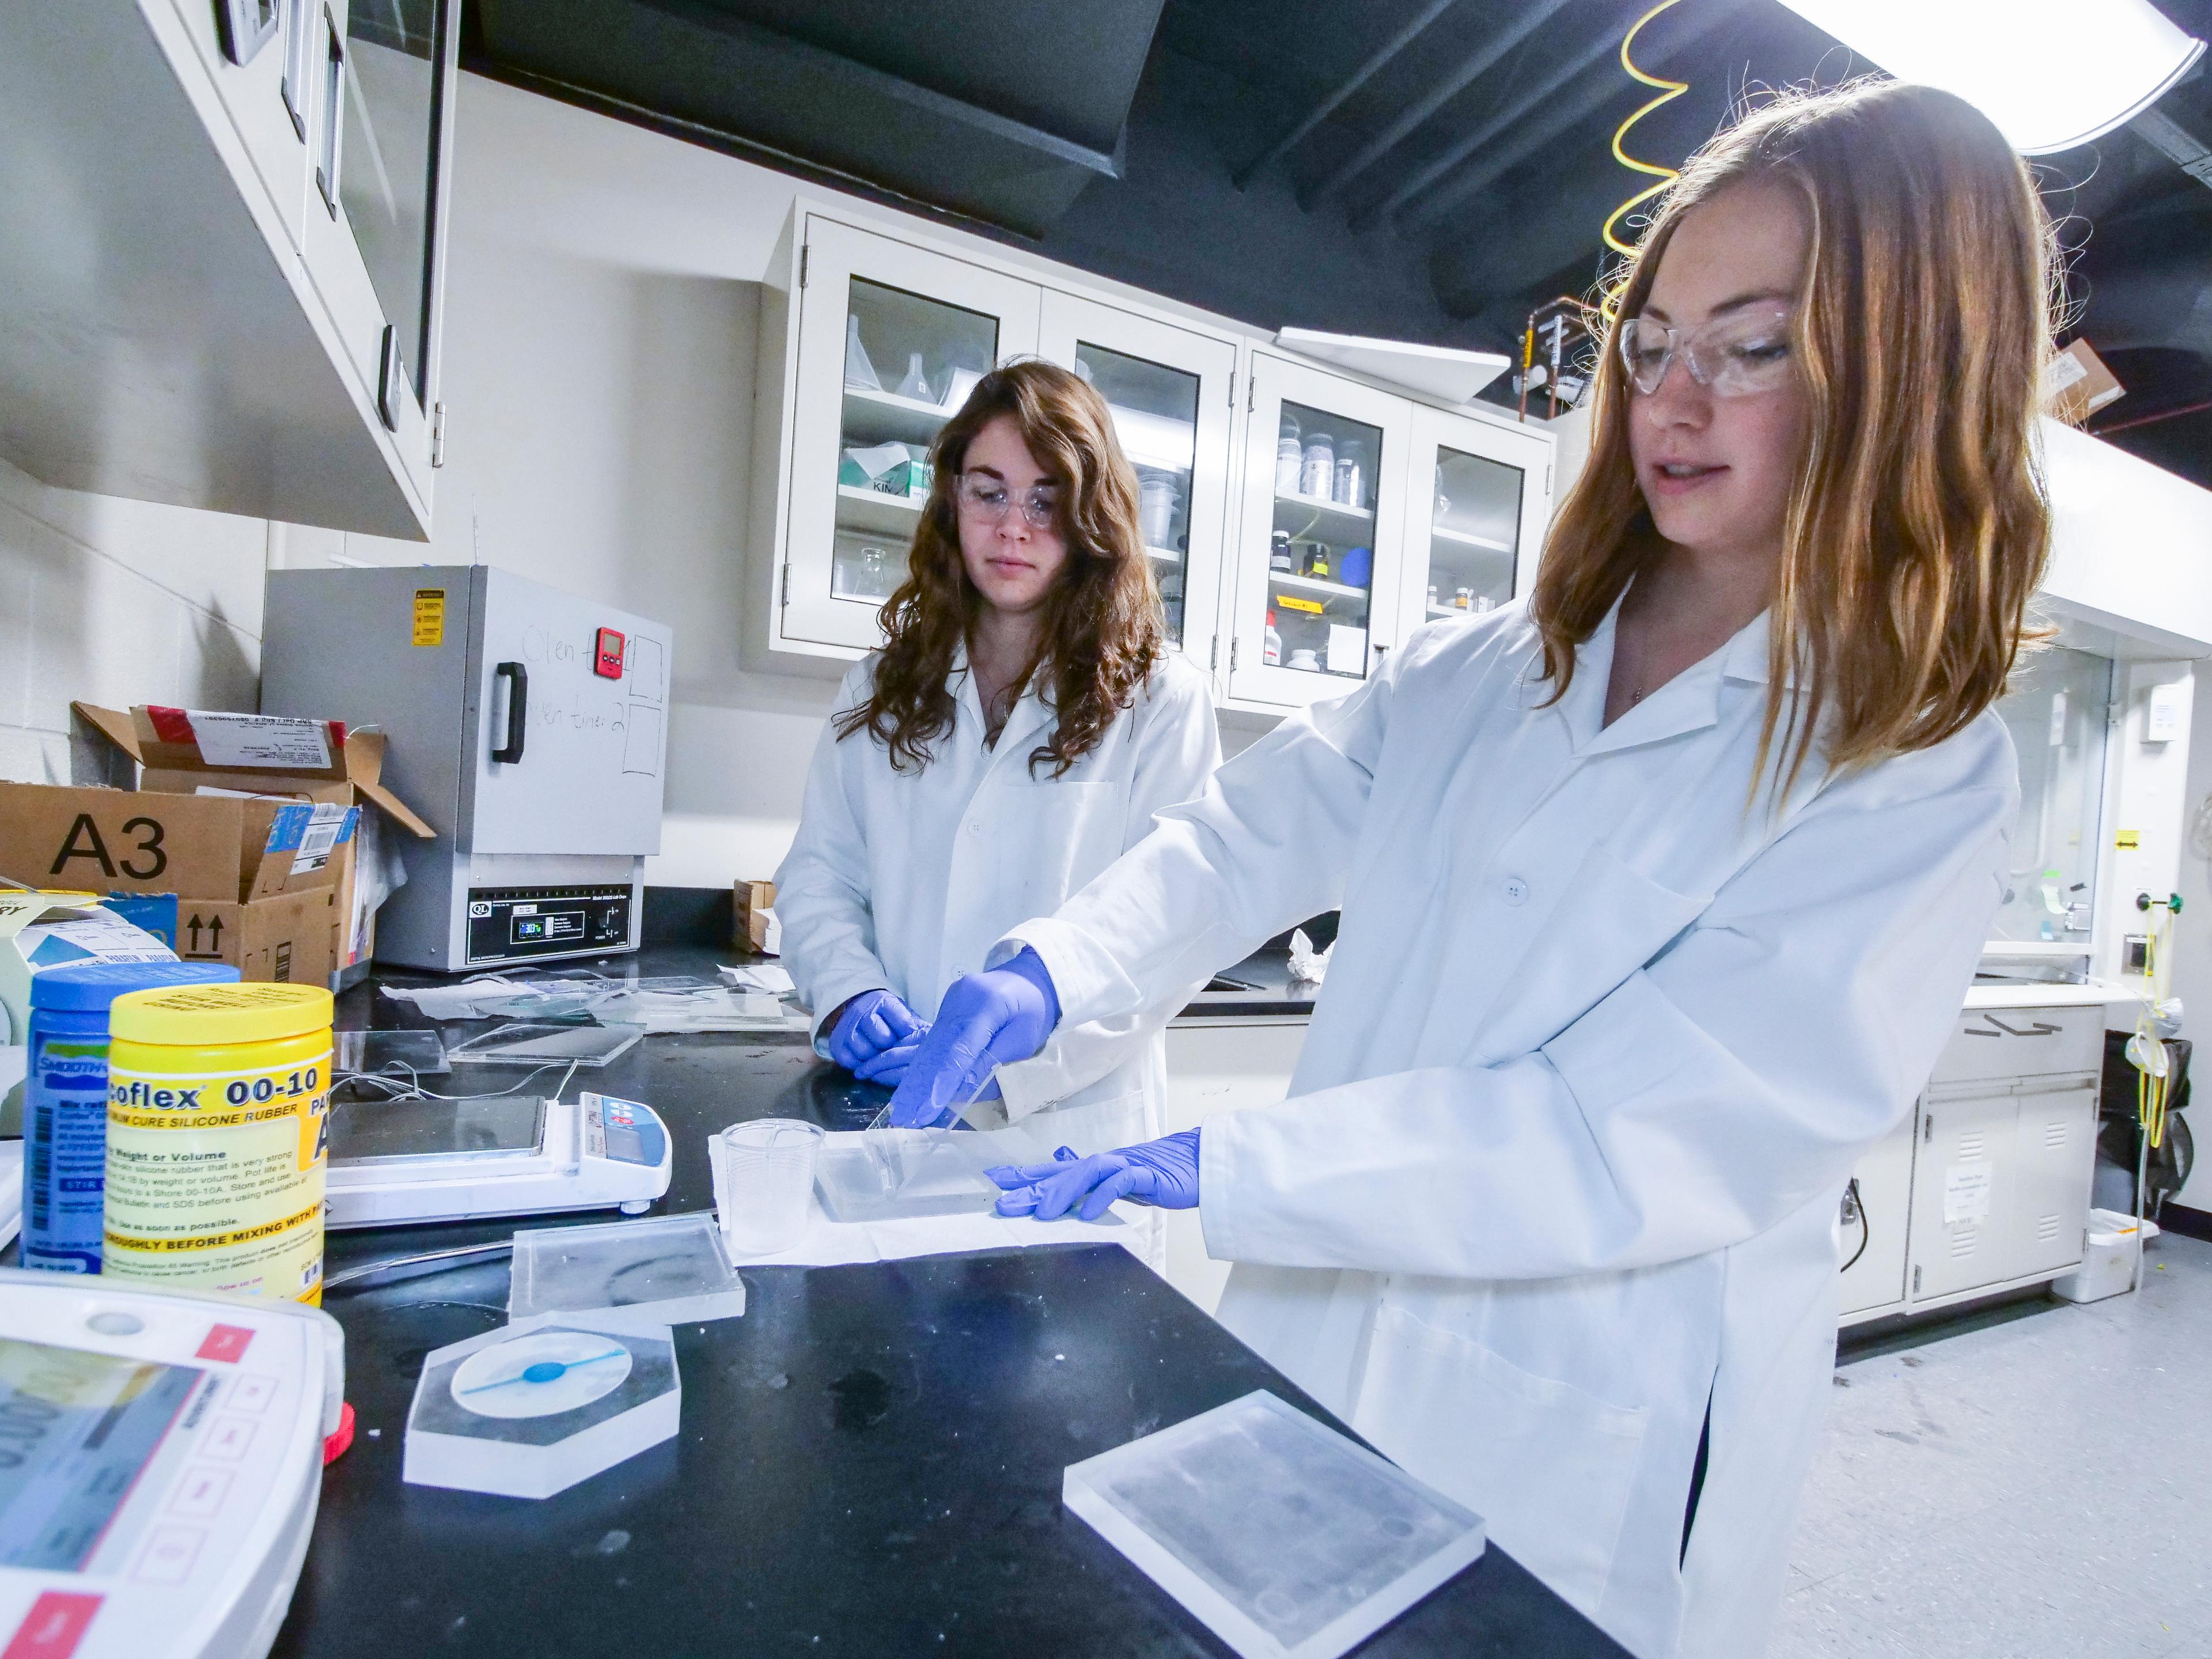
left=783, top=217, right=1042, bottom=652
left=1037, top=294, right=1236, bottom=672
left=1229, top=354, right=1410, bottom=708
left=336, top=0, right=455, bottom=429
left=1988, top=647, right=2112, bottom=946
left=293, top=0, right=457, bottom=505
left=1399, top=404, right=1554, bottom=635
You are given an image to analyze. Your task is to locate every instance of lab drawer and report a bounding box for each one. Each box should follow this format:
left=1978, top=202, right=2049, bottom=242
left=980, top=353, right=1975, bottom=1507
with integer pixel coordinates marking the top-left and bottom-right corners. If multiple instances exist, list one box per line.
left=1929, top=1004, right=2105, bottom=1087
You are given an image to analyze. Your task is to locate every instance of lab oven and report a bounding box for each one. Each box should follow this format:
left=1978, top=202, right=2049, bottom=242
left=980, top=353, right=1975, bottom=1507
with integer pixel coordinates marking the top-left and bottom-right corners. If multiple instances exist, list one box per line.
left=260, top=565, right=672, bottom=971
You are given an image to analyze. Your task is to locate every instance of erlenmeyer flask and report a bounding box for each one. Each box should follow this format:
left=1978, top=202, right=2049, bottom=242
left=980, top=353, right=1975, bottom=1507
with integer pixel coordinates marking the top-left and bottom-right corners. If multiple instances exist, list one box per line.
left=896, top=351, right=931, bottom=401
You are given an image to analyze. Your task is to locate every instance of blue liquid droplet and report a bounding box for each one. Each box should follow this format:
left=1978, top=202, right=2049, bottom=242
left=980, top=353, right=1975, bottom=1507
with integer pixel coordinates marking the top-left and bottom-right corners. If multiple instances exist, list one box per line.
left=521, top=1361, right=566, bottom=1384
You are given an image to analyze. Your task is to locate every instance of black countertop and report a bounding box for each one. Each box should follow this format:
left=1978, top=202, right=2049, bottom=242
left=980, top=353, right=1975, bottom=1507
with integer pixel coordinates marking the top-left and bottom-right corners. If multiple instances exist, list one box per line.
left=264, top=945, right=1625, bottom=1658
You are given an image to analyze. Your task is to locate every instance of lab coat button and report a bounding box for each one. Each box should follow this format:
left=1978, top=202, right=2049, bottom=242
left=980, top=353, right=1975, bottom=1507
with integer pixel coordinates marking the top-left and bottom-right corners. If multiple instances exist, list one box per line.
left=968, top=821, right=981, bottom=836
left=1501, top=877, right=1529, bottom=906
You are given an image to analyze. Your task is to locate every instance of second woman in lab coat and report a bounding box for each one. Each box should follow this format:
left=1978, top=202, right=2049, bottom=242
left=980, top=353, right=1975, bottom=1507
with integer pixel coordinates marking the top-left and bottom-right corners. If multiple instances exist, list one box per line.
left=775, top=358, right=1220, bottom=1225
left=889, top=82, right=2056, bottom=1656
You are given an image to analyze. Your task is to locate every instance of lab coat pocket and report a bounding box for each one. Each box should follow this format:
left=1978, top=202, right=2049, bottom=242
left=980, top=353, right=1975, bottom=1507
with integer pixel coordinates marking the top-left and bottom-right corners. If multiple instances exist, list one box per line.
left=1351, top=1305, right=1649, bottom=1620
left=986, top=779, right=1127, bottom=919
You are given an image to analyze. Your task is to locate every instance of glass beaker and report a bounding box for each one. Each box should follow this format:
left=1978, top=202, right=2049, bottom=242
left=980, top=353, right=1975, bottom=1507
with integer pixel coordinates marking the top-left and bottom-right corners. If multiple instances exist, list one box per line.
left=713, top=1118, right=824, bottom=1253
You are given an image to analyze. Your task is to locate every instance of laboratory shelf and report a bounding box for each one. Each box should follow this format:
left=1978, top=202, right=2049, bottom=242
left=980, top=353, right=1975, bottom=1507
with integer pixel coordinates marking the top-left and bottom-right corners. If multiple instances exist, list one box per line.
left=835, top=483, right=925, bottom=537
left=1270, top=570, right=1370, bottom=604
left=1272, top=490, right=1374, bottom=535
left=1145, top=546, right=1181, bottom=565
left=841, top=382, right=957, bottom=446
left=1428, top=604, right=1474, bottom=619
left=1430, top=524, right=1514, bottom=554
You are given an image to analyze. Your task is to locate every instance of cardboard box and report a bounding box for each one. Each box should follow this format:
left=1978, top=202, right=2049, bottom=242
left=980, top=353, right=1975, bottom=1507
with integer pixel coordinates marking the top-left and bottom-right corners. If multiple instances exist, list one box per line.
left=62, top=703, right=433, bottom=980
left=0, top=890, right=176, bottom=1047
left=2045, top=339, right=2124, bottom=425
left=0, top=889, right=178, bottom=1132
left=0, top=706, right=433, bottom=990
left=735, top=879, right=780, bottom=955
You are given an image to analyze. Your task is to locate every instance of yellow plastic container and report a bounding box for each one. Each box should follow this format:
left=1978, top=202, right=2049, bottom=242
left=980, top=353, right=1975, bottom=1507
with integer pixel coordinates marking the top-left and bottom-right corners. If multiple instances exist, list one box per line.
left=104, top=982, right=334, bottom=1304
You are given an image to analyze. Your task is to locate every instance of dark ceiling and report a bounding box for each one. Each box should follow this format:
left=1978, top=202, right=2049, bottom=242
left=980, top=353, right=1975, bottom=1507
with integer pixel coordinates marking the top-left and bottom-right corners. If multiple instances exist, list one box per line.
left=462, top=0, right=2212, bottom=484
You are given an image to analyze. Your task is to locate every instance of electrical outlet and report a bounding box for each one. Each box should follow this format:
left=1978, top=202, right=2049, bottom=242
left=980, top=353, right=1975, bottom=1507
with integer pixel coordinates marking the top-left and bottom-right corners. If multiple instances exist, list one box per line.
left=2124, top=935, right=2151, bottom=973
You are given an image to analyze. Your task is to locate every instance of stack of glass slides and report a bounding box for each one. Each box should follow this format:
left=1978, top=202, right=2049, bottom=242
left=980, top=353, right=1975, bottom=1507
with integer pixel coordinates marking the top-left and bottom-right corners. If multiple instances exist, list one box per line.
left=1062, top=1391, right=1487, bottom=1659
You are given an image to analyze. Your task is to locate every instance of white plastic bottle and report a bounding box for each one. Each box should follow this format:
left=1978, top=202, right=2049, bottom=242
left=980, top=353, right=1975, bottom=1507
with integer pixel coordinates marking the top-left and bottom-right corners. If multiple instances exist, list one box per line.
left=1264, top=611, right=1282, bottom=665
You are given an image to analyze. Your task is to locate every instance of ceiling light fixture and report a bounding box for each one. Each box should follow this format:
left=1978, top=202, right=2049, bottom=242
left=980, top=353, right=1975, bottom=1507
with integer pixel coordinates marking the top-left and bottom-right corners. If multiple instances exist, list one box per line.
left=1772, top=0, right=2205, bottom=154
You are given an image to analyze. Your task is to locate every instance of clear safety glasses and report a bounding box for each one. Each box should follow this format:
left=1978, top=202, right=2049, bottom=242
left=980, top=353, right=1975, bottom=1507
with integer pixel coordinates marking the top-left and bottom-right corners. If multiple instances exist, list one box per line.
left=1616, top=306, right=1796, bottom=397
left=955, top=472, right=1061, bottom=529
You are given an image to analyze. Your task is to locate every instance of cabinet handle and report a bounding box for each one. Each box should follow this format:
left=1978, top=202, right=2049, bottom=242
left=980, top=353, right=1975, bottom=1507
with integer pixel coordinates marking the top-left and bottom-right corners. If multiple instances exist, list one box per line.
left=315, top=6, right=345, bottom=219
left=279, top=0, right=310, bottom=139
left=491, top=664, right=528, bottom=764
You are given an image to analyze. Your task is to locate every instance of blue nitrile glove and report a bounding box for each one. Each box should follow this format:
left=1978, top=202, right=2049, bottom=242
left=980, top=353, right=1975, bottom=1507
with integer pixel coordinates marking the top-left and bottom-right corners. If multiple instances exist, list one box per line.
left=986, top=1130, right=1201, bottom=1222
left=825, top=989, right=926, bottom=1075
left=885, top=947, right=1060, bottom=1128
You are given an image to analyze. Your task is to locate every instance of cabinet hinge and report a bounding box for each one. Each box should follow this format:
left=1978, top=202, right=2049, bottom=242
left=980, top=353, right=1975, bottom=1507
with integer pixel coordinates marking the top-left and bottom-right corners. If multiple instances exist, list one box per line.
left=1246, top=373, right=1256, bottom=414
left=1912, top=1264, right=1922, bottom=1294
left=1230, top=637, right=1240, bottom=669
left=800, top=244, right=809, bottom=289
left=1226, top=370, right=1235, bottom=409
left=1544, top=462, right=1552, bottom=498
left=430, top=401, right=447, bottom=469
left=781, top=565, right=791, bottom=608
left=1923, top=1114, right=1933, bottom=1142
left=1209, top=636, right=1218, bottom=670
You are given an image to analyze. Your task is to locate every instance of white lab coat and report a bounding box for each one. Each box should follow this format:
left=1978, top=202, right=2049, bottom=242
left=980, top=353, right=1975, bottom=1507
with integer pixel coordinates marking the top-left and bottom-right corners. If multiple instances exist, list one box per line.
left=775, top=646, right=1222, bottom=1184
left=1003, top=599, right=2014, bottom=1657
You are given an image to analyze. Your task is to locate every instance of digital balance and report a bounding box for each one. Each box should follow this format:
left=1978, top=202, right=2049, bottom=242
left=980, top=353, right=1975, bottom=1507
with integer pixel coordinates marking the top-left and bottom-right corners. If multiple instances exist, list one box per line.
left=0, top=1268, right=347, bottom=1659
left=324, top=1090, right=672, bottom=1229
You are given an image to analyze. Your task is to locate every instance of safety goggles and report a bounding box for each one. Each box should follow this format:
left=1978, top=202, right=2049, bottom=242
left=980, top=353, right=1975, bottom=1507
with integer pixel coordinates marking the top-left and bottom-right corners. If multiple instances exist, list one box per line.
left=954, top=472, right=1061, bottom=529
left=1616, top=305, right=1796, bottom=397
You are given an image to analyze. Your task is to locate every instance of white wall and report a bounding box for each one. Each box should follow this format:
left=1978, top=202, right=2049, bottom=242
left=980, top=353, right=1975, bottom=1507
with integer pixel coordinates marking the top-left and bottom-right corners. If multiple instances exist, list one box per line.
left=0, top=455, right=265, bottom=807
left=266, top=74, right=931, bottom=888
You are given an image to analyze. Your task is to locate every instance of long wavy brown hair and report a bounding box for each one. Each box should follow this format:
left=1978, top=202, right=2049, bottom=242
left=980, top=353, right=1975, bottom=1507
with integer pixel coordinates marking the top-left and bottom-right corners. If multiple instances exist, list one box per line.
left=834, top=358, right=1165, bottom=777
left=1531, top=80, right=2059, bottom=794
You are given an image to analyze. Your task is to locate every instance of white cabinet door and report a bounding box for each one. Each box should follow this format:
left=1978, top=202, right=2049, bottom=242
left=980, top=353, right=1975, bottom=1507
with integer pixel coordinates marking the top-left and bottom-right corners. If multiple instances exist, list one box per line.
left=1398, top=404, right=1552, bottom=636
left=1909, top=1085, right=2018, bottom=1301
left=167, top=0, right=310, bottom=255
left=1038, top=294, right=1238, bottom=682
left=1229, top=353, right=1411, bottom=709
left=2012, top=1077, right=2099, bottom=1277
left=1839, top=1108, right=1917, bottom=1317
left=782, top=217, right=1043, bottom=653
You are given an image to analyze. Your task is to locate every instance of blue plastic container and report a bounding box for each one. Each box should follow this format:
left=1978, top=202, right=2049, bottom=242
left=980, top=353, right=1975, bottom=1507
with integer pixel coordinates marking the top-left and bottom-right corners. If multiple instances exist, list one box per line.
left=22, top=960, right=239, bottom=1272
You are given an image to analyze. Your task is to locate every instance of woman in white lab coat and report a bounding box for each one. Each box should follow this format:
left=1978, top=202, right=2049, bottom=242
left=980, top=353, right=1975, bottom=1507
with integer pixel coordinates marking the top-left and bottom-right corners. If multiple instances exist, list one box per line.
left=775, top=358, right=1221, bottom=1200
left=889, top=84, right=2055, bottom=1656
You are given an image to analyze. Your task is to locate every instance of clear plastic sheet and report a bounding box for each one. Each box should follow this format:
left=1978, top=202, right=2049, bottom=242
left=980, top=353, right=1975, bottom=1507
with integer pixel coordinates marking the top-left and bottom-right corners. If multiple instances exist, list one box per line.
left=508, top=1212, right=746, bottom=1324
left=1063, top=1391, right=1486, bottom=1659
left=446, top=1022, right=642, bottom=1067
left=335, top=1027, right=449, bottom=1077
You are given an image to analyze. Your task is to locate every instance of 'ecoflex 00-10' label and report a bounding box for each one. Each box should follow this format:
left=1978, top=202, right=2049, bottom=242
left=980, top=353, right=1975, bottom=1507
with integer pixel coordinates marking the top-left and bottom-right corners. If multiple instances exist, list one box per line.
left=103, top=1052, right=330, bottom=1303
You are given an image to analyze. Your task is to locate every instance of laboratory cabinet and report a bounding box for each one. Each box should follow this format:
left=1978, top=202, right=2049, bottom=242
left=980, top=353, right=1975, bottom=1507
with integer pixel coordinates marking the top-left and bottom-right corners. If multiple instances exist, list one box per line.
left=745, top=200, right=1560, bottom=711
left=751, top=205, right=1244, bottom=673
left=1839, top=1000, right=2106, bottom=1326
left=1399, top=403, right=1555, bottom=632
left=0, top=0, right=458, bottom=539
left=1228, top=354, right=1414, bottom=706
left=1039, top=295, right=1238, bottom=662
left=1221, top=362, right=1555, bottom=713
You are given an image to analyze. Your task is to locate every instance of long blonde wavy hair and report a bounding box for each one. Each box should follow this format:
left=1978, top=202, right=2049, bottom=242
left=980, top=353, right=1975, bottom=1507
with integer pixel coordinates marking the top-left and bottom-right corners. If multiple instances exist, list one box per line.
left=1531, top=79, right=2060, bottom=793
